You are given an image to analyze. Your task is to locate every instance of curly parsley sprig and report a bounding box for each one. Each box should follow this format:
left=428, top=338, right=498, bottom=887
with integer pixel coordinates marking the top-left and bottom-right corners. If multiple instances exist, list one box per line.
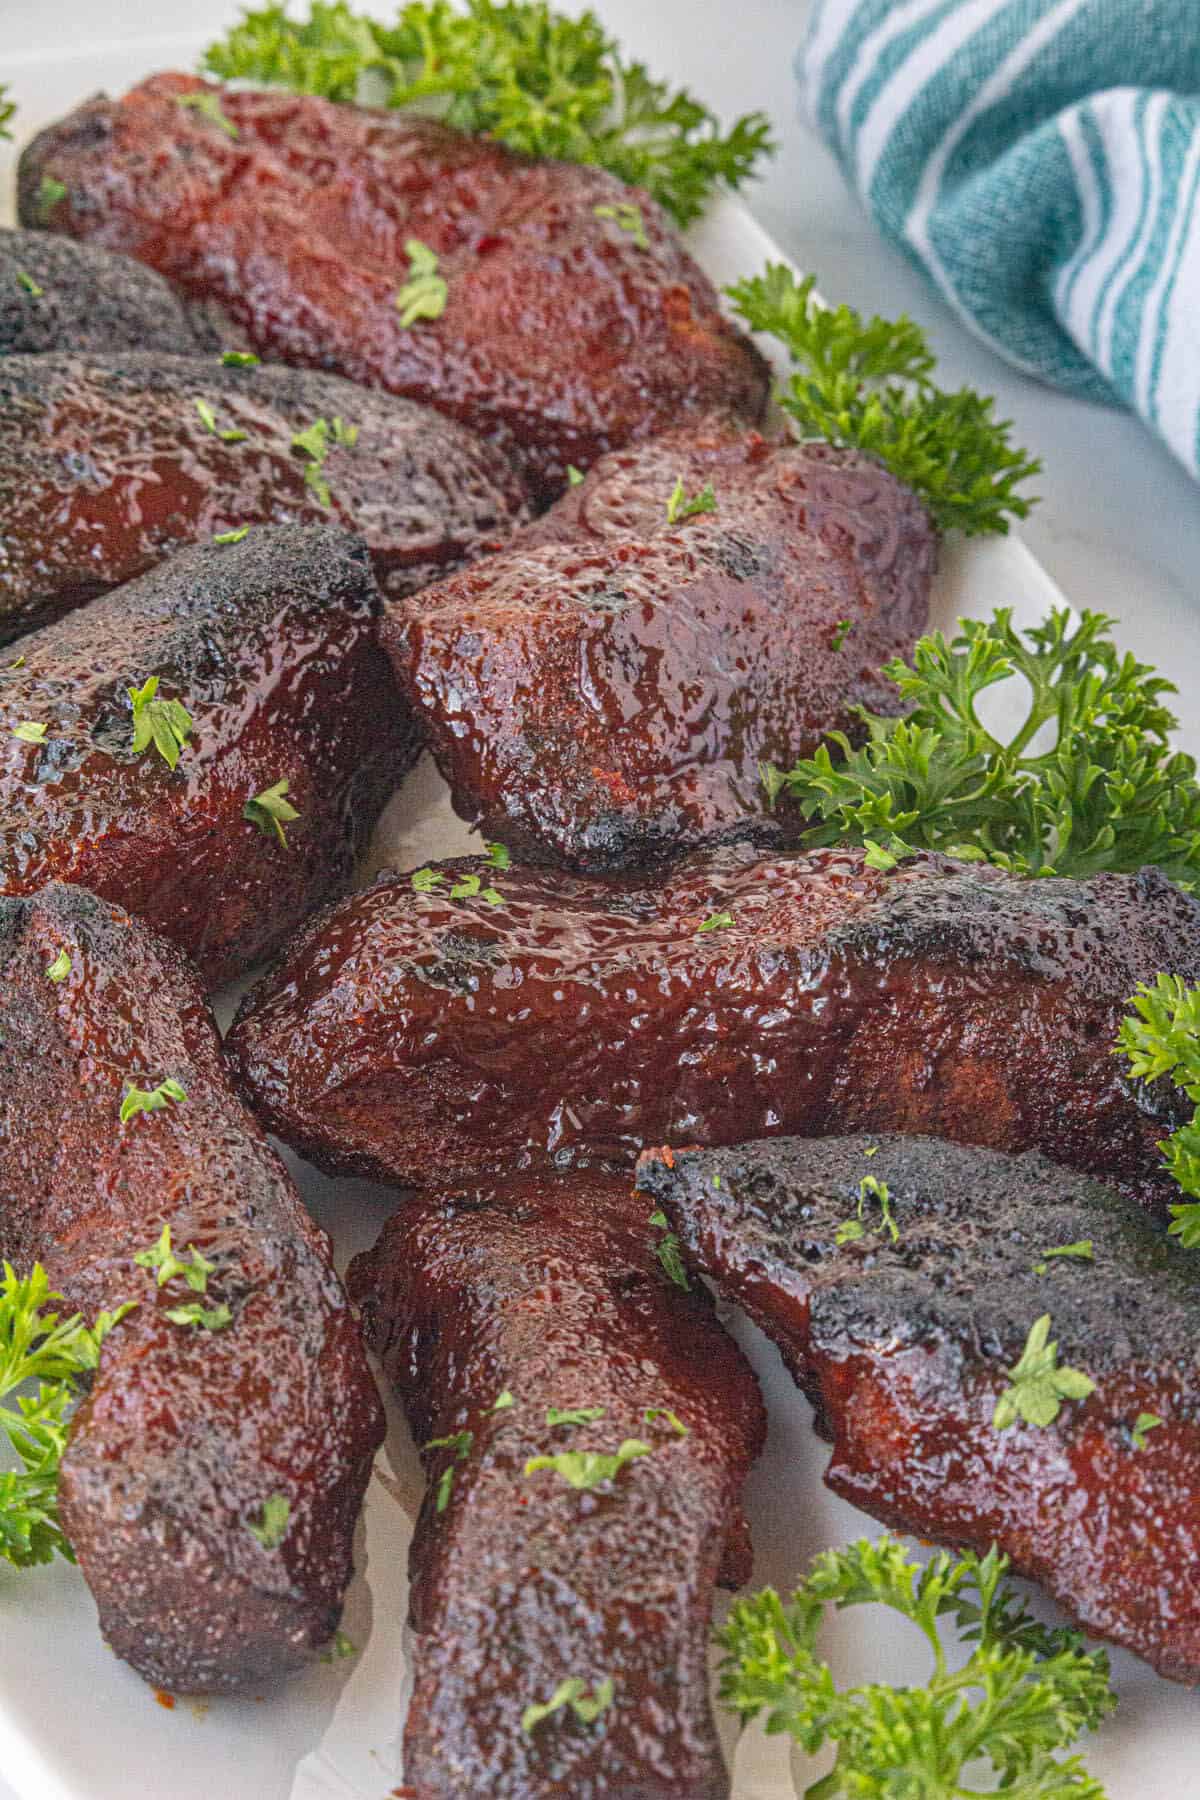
left=726, top=266, right=1040, bottom=535
left=1117, top=974, right=1200, bottom=1247
left=717, top=1536, right=1114, bottom=1800
left=0, top=1265, right=134, bottom=1569
left=202, top=1, right=772, bottom=226
left=767, top=606, right=1200, bottom=887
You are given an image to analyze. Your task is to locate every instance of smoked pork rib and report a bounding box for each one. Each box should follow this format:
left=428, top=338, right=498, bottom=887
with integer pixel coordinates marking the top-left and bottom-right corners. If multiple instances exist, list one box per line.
left=347, top=1169, right=765, bottom=1799
left=0, top=884, right=385, bottom=1692
left=0, top=227, right=219, bottom=358
left=637, top=1132, right=1200, bottom=1682
left=382, top=427, right=935, bottom=871
left=0, top=525, right=417, bottom=985
left=17, top=75, right=770, bottom=503
left=0, top=350, right=529, bottom=641
left=226, top=845, right=1200, bottom=1209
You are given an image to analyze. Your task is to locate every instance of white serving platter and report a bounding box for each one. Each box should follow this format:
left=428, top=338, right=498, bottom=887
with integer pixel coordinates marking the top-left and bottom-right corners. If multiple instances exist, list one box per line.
left=1, top=24, right=1198, bottom=1800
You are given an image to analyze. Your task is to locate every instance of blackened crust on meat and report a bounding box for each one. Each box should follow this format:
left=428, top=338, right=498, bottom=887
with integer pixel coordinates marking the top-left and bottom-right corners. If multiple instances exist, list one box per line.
left=0, top=350, right=530, bottom=641
left=636, top=1132, right=1200, bottom=1682
left=382, top=426, right=936, bottom=872
left=0, top=227, right=220, bottom=357
left=0, top=525, right=419, bottom=985
left=226, top=845, right=1200, bottom=1209
left=347, top=1169, right=765, bottom=1798
left=18, top=76, right=770, bottom=503
left=0, top=885, right=385, bottom=1692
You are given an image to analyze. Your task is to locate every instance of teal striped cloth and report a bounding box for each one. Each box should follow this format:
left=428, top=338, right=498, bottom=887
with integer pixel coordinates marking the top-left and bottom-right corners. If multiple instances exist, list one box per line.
left=799, top=1, right=1200, bottom=479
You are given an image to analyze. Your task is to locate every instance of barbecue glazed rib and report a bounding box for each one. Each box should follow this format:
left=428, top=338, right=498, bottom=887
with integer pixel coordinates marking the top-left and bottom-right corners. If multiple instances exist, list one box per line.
left=0, top=351, right=530, bottom=642
left=0, top=884, right=385, bottom=1692
left=226, top=844, right=1200, bottom=1209
left=18, top=75, right=770, bottom=503
left=0, top=525, right=417, bottom=985
left=636, top=1132, right=1200, bottom=1682
left=382, top=427, right=935, bottom=871
left=347, top=1168, right=765, bottom=1798
left=0, top=227, right=219, bottom=357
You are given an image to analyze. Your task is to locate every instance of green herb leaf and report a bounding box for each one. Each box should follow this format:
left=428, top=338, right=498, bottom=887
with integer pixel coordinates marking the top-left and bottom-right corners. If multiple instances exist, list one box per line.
left=835, top=1175, right=898, bottom=1249
left=411, top=866, right=444, bottom=892
left=524, top=1438, right=651, bottom=1489
left=395, top=237, right=448, bottom=327
left=566, top=465, right=585, bottom=486
left=133, top=1224, right=214, bottom=1293
left=291, top=418, right=329, bottom=462
left=120, top=1077, right=187, bottom=1124
left=0, top=1264, right=134, bottom=1568
left=593, top=200, right=647, bottom=249
left=830, top=619, right=852, bottom=652
left=485, top=840, right=511, bottom=870
left=221, top=350, right=260, bottom=367
left=127, top=674, right=194, bottom=770
left=247, top=1493, right=291, bottom=1549
left=16, top=271, right=43, bottom=298
left=177, top=89, right=240, bottom=138
left=522, top=1674, right=614, bottom=1735
left=44, top=949, right=71, bottom=984
left=244, top=776, right=301, bottom=848
left=1033, top=1240, right=1094, bottom=1275
left=767, top=606, right=1200, bottom=888
left=320, top=1629, right=357, bottom=1662
left=0, top=87, right=14, bottom=142
left=649, top=1208, right=690, bottom=1291
left=163, top=1301, right=233, bottom=1331
left=193, top=395, right=247, bottom=442
left=726, top=266, right=1040, bottom=536
left=644, top=1406, right=688, bottom=1436
left=992, top=1315, right=1096, bottom=1432
left=11, top=721, right=47, bottom=745
left=491, top=1390, right=516, bottom=1412
left=665, top=477, right=716, bottom=524
left=717, top=1536, right=1114, bottom=1795
left=697, top=910, right=733, bottom=934
left=35, top=176, right=67, bottom=223
left=1117, top=975, right=1200, bottom=1245
left=546, top=1406, right=605, bottom=1427
left=331, top=415, right=358, bottom=446
left=201, top=3, right=772, bottom=228
left=1131, top=1412, right=1163, bottom=1451
left=214, top=525, right=250, bottom=544
left=424, top=1428, right=473, bottom=1513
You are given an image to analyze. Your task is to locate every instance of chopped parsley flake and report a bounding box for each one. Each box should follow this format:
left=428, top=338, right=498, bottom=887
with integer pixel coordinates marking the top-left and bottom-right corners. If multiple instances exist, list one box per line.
left=16, top=270, right=43, bottom=297
left=247, top=1493, right=290, bottom=1549
left=164, top=1300, right=233, bottom=1331
left=10, top=721, right=47, bottom=745
left=522, top=1675, right=614, bottom=1735
left=120, top=1078, right=187, bottom=1125
left=395, top=238, right=448, bottom=327
left=649, top=1208, right=689, bottom=1290
left=177, top=90, right=239, bottom=138
left=44, top=949, right=71, bottom=984
left=194, top=396, right=247, bottom=443
left=1132, top=1412, right=1163, bottom=1450
left=594, top=200, right=648, bottom=249
left=524, top=1438, right=652, bottom=1490
left=133, top=1224, right=214, bottom=1293
left=244, top=777, right=300, bottom=848
left=221, top=350, right=260, bottom=367
left=128, top=675, right=193, bottom=770
left=992, top=1315, right=1096, bottom=1431
left=214, top=525, right=250, bottom=545
left=665, top=477, right=717, bottom=525
left=697, top=910, right=734, bottom=934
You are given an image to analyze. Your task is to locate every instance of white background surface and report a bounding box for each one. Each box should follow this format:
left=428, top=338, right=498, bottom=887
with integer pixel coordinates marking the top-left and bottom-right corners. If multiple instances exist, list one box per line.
left=1, top=5, right=1199, bottom=1798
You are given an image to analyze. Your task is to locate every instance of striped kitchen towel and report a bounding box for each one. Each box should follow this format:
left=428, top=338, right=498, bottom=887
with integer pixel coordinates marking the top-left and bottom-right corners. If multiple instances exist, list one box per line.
left=799, top=0, right=1200, bottom=480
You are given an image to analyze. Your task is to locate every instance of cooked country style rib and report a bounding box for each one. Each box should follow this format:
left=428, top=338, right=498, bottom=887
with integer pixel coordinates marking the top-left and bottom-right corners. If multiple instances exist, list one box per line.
left=0, top=351, right=530, bottom=641
left=0, top=884, right=385, bottom=1692
left=636, top=1132, right=1200, bottom=1682
left=226, top=845, right=1200, bottom=1211
left=0, top=227, right=219, bottom=357
left=18, top=75, right=770, bottom=503
left=382, top=426, right=935, bottom=871
left=0, top=525, right=416, bottom=985
left=347, top=1168, right=765, bottom=1798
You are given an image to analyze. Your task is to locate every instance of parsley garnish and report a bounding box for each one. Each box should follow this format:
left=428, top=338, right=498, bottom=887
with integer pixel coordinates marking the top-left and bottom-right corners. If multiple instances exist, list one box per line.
left=566, top=465, right=585, bottom=486
left=665, top=477, right=716, bottom=524
left=164, top=1301, right=233, bottom=1331
left=177, top=90, right=240, bottom=137
left=648, top=1208, right=689, bottom=1290
left=11, top=721, right=47, bottom=745
left=830, top=618, right=852, bottom=652
left=717, top=1536, right=1114, bottom=1795
left=128, top=676, right=194, bottom=770
left=697, top=910, right=733, bottom=934
left=35, top=176, right=67, bottom=223
left=411, top=866, right=444, bottom=892
left=245, top=777, right=300, bottom=847
left=133, top=1224, right=214, bottom=1292
left=524, top=1438, right=651, bottom=1489
left=1117, top=975, right=1200, bottom=1245
left=449, top=871, right=503, bottom=905
left=247, top=1493, right=290, bottom=1549
left=290, top=416, right=352, bottom=508
left=767, top=606, right=1200, bottom=887
left=992, top=1315, right=1095, bottom=1431
left=546, top=1406, right=605, bottom=1427
left=1131, top=1412, right=1163, bottom=1451
left=0, top=1265, right=135, bottom=1568
left=194, top=396, right=247, bottom=443
left=44, top=949, right=71, bottom=984
left=320, top=1630, right=357, bottom=1662
left=726, top=266, right=1040, bottom=536
left=395, top=238, right=448, bottom=327
left=485, top=840, right=510, bottom=870
left=522, top=1675, right=614, bottom=1735
left=221, top=350, right=260, bottom=367
left=16, top=271, right=43, bottom=297
left=214, top=525, right=250, bottom=544
left=0, top=86, right=13, bottom=141
left=424, top=1427, right=473, bottom=1513
left=644, top=1406, right=688, bottom=1436
left=202, top=3, right=771, bottom=227
left=835, top=1174, right=898, bottom=1246
left=1033, top=1241, right=1094, bottom=1276
left=120, top=1078, right=187, bottom=1124
left=492, top=1390, right=516, bottom=1412
left=594, top=200, right=647, bottom=249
